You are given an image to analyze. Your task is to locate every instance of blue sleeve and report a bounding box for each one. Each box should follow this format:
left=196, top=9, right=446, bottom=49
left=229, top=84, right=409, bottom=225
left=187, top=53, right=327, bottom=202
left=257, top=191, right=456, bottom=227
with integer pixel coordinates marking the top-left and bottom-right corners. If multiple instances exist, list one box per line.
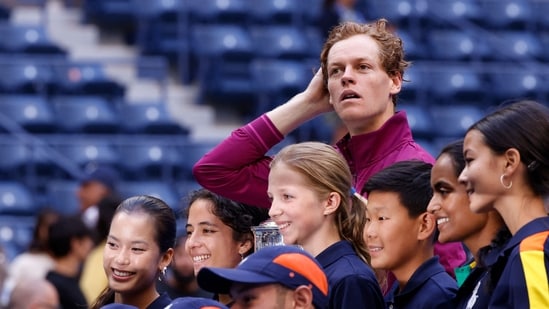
left=329, top=275, right=385, bottom=309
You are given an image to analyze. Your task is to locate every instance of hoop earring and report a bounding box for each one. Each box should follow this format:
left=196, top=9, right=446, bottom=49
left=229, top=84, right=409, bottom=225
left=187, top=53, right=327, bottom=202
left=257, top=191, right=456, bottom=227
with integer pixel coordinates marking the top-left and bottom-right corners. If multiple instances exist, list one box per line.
left=158, top=266, right=167, bottom=281
left=500, top=174, right=512, bottom=189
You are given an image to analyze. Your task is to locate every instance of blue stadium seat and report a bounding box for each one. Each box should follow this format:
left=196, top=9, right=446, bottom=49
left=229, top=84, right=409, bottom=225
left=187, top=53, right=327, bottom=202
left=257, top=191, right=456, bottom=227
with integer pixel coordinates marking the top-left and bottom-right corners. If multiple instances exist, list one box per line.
left=429, top=105, right=485, bottom=138
left=0, top=60, right=53, bottom=94
left=0, top=24, right=66, bottom=55
left=50, top=61, right=125, bottom=99
left=478, top=0, right=533, bottom=29
left=118, top=102, right=190, bottom=135
left=427, top=65, right=484, bottom=102
left=51, top=96, right=119, bottom=133
left=426, top=0, right=481, bottom=27
left=250, top=25, right=309, bottom=60
left=366, top=0, right=427, bottom=28
left=188, top=0, right=248, bottom=24
left=45, top=180, right=81, bottom=215
left=533, top=1, right=549, bottom=28
left=117, top=142, right=183, bottom=180
left=249, top=0, right=306, bottom=25
left=0, top=95, right=57, bottom=133
left=192, top=25, right=255, bottom=107
left=0, top=181, right=36, bottom=216
left=537, top=32, right=549, bottom=62
left=427, top=30, right=490, bottom=61
left=397, top=29, right=426, bottom=60
left=251, top=59, right=311, bottom=115
left=181, top=141, right=219, bottom=177
left=83, top=0, right=135, bottom=29
left=486, top=31, right=542, bottom=61
left=0, top=138, right=54, bottom=179
left=397, top=103, right=435, bottom=139
left=487, top=65, right=542, bottom=102
left=118, top=181, right=182, bottom=212
left=56, top=141, right=120, bottom=169
left=400, top=63, right=429, bottom=104
left=0, top=216, right=35, bottom=261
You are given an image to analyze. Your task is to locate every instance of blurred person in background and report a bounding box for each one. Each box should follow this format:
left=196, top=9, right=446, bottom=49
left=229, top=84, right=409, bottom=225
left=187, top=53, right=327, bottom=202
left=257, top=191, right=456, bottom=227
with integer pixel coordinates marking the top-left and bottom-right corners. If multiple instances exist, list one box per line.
left=156, top=230, right=212, bottom=299
left=81, top=194, right=124, bottom=304
left=78, top=166, right=120, bottom=229
left=7, top=277, right=60, bottom=309
left=7, top=208, right=59, bottom=283
left=46, top=214, right=94, bottom=309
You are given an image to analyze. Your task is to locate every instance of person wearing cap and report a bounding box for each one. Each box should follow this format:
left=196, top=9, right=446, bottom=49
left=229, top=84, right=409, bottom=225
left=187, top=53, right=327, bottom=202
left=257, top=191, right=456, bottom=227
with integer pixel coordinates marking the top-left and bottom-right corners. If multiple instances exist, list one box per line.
left=165, top=297, right=228, bottom=309
left=78, top=166, right=120, bottom=229
left=197, top=245, right=329, bottom=309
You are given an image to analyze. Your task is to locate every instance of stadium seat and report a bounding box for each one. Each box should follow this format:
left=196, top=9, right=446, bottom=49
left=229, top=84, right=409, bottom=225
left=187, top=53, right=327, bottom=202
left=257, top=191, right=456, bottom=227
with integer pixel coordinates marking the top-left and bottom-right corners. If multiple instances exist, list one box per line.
left=429, top=104, right=485, bottom=138
left=117, top=142, right=183, bottom=180
left=188, top=0, right=248, bottom=24
left=397, top=103, right=435, bottom=139
left=487, top=65, right=542, bottom=103
left=0, top=138, right=54, bottom=180
left=533, top=0, right=549, bottom=28
left=181, top=141, right=219, bottom=177
left=397, top=29, right=426, bottom=60
left=83, top=0, right=136, bottom=29
left=118, top=102, right=190, bottom=135
left=425, top=0, right=481, bottom=27
left=0, top=95, right=57, bottom=133
left=478, top=0, right=533, bottom=29
left=56, top=140, right=120, bottom=170
left=249, top=0, right=306, bottom=25
left=118, top=180, right=182, bottom=213
left=426, top=65, right=484, bottom=102
left=486, top=31, right=542, bottom=61
left=51, top=96, right=120, bottom=133
left=250, top=59, right=311, bottom=115
left=400, top=63, right=429, bottom=103
left=0, top=181, right=36, bottom=216
left=0, top=216, right=35, bottom=261
left=50, top=61, right=125, bottom=99
left=366, top=0, right=427, bottom=29
left=0, top=60, right=53, bottom=94
left=45, top=180, right=81, bottom=215
left=250, top=25, right=309, bottom=60
left=192, top=24, right=255, bottom=107
left=536, top=32, right=549, bottom=62
left=427, top=30, right=490, bottom=61
left=0, top=24, right=66, bottom=55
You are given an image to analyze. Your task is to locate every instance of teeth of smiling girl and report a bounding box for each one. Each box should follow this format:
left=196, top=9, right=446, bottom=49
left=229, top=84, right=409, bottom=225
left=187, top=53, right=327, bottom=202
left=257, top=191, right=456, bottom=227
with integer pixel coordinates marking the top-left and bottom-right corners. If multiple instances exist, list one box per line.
left=193, top=255, right=211, bottom=262
left=113, top=270, right=133, bottom=277
left=277, top=223, right=290, bottom=229
left=437, top=218, right=449, bottom=225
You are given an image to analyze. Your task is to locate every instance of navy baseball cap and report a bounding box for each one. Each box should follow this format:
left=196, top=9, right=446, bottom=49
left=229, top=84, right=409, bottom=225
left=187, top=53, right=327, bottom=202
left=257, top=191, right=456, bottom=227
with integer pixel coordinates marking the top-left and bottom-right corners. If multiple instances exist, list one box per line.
left=80, top=166, right=119, bottom=191
left=197, top=245, right=329, bottom=308
left=164, top=297, right=228, bottom=309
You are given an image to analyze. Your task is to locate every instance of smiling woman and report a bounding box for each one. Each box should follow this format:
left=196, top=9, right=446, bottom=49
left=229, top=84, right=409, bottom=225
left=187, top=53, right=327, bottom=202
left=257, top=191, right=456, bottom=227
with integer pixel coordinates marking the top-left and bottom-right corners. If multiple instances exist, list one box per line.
left=183, top=189, right=269, bottom=305
left=90, top=195, right=176, bottom=309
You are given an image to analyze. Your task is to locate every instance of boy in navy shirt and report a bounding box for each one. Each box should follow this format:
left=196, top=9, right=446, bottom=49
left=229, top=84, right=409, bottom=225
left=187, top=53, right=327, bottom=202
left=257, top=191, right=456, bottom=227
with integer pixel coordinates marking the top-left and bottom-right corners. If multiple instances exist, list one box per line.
left=363, top=160, right=458, bottom=308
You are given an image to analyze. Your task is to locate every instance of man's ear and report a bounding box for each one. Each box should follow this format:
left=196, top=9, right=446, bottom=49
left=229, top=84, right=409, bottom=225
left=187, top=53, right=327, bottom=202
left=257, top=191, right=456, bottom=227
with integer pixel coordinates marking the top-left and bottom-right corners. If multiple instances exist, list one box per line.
left=417, top=212, right=436, bottom=241
left=293, top=285, right=314, bottom=308
left=323, top=192, right=340, bottom=216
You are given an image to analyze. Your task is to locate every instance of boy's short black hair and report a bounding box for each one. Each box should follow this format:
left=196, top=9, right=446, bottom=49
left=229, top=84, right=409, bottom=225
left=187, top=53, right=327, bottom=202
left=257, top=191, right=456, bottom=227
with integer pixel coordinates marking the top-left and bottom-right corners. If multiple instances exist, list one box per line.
left=362, top=160, right=433, bottom=217
left=48, top=214, right=93, bottom=258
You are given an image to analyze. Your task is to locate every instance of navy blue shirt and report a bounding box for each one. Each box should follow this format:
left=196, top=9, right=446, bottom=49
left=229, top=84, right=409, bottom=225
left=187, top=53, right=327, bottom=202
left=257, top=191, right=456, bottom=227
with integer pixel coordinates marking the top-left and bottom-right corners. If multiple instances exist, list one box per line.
left=489, top=217, right=549, bottom=308
left=316, top=240, right=384, bottom=309
left=146, top=292, right=171, bottom=309
left=385, top=257, right=457, bottom=309
left=453, top=243, right=504, bottom=309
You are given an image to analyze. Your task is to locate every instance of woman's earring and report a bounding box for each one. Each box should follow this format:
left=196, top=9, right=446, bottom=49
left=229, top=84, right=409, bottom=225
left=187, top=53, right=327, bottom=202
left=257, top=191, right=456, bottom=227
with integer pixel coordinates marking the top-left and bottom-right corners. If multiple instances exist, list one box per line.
left=500, top=174, right=512, bottom=189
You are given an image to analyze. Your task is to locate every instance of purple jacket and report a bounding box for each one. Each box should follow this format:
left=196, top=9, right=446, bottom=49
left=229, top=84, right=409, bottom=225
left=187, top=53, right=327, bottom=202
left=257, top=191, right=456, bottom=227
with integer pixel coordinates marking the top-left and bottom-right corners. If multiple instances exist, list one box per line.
left=193, top=111, right=466, bottom=277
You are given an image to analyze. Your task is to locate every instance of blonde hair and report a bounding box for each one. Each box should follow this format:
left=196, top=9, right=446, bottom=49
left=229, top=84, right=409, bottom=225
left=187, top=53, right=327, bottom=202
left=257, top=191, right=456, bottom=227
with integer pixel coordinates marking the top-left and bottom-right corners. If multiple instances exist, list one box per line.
left=271, top=142, right=370, bottom=263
